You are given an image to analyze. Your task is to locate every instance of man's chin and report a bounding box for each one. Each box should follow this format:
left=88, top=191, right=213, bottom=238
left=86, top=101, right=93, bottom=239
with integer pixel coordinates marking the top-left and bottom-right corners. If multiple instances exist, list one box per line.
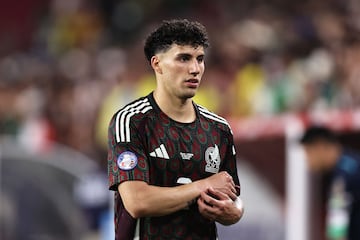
left=174, top=87, right=196, bottom=99
left=180, top=91, right=196, bottom=100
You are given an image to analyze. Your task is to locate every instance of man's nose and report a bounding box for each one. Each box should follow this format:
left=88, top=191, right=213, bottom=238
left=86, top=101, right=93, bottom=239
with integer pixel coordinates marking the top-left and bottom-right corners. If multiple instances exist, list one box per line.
left=189, top=59, right=200, bottom=76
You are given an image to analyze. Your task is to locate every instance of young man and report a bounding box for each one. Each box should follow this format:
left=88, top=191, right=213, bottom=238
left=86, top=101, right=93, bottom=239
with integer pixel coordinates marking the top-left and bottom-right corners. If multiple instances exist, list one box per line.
left=108, top=19, right=243, bottom=239
left=300, top=126, right=360, bottom=240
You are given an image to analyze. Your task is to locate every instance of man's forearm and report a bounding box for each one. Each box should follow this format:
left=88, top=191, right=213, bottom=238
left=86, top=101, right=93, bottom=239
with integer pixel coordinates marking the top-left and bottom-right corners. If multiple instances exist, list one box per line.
left=118, top=180, right=205, bottom=218
left=119, top=171, right=236, bottom=218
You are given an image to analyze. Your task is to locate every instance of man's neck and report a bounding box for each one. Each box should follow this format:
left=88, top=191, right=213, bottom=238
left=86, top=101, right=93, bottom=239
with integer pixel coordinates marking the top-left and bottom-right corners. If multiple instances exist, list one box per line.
left=153, top=90, right=196, bottom=123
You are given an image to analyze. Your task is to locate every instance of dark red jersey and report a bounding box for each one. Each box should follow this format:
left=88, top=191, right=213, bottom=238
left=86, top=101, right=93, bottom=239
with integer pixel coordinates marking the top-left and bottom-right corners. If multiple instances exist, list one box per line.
left=108, top=92, right=239, bottom=240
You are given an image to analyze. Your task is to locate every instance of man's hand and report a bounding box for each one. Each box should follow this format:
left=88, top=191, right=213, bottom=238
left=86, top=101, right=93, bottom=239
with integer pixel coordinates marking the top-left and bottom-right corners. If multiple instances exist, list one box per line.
left=197, top=188, right=244, bottom=225
left=200, top=171, right=237, bottom=200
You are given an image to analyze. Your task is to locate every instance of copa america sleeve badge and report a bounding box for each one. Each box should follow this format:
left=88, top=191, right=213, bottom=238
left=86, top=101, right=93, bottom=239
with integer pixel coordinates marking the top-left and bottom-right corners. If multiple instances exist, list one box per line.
left=117, top=151, right=138, bottom=170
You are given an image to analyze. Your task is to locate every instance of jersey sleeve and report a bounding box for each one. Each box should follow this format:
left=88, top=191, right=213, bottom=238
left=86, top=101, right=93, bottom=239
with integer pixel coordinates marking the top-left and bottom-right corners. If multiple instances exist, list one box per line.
left=220, top=128, right=241, bottom=195
left=107, top=113, right=149, bottom=191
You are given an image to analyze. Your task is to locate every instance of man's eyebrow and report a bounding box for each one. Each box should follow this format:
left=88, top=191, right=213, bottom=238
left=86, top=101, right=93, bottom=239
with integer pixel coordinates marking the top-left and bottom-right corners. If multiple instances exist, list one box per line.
left=176, top=53, right=192, bottom=57
left=176, top=53, right=205, bottom=58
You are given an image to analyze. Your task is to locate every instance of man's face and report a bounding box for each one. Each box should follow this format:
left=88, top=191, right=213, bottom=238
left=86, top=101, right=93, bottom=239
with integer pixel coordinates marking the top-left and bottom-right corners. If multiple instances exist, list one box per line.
left=303, top=142, right=335, bottom=172
left=154, top=44, right=205, bottom=99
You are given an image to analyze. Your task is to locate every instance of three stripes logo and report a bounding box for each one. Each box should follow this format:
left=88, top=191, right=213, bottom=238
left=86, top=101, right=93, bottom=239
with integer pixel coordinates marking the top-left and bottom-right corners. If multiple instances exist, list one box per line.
left=115, top=98, right=153, bottom=143
left=198, top=105, right=229, bottom=127
left=150, top=144, right=170, bottom=159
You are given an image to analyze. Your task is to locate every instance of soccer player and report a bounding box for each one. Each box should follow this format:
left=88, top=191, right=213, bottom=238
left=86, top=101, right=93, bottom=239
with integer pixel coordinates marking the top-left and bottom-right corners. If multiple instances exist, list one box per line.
left=300, top=126, right=360, bottom=240
left=108, top=19, right=244, bottom=239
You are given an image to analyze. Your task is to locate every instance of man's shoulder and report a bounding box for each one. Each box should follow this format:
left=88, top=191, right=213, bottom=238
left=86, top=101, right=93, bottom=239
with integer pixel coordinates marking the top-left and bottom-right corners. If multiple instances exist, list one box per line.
left=337, top=150, right=360, bottom=177
left=114, top=96, right=152, bottom=115
left=109, top=95, right=155, bottom=143
left=113, top=95, right=154, bottom=120
left=196, top=104, right=232, bottom=133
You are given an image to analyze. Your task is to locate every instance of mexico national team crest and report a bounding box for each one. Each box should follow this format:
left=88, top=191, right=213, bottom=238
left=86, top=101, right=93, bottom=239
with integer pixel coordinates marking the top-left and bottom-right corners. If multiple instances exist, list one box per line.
left=205, top=144, right=221, bottom=173
left=117, top=151, right=138, bottom=170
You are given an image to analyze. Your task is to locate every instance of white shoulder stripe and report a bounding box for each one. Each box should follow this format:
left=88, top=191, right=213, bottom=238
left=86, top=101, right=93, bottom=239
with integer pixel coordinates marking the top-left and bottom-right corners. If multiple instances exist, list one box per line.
left=198, top=106, right=228, bottom=123
left=115, top=98, right=152, bottom=143
left=198, top=105, right=229, bottom=125
left=120, top=102, right=151, bottom=142
left=115, top=98, right=148, bottom=142
left=123, top=105, right=152, bottom=142
left=199, top=111, right=229, bottom=126
left=199, top=110, right=234, bottom=135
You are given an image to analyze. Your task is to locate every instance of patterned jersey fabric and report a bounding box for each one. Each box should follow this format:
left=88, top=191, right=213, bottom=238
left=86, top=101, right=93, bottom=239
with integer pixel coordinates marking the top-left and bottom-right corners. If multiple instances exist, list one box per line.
left=108, top=92, right=239, bottom=240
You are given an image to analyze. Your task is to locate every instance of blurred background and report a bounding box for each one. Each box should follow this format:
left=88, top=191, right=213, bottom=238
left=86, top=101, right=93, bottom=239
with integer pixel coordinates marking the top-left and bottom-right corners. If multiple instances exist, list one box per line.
left=1, top=0, right=360, bottom=239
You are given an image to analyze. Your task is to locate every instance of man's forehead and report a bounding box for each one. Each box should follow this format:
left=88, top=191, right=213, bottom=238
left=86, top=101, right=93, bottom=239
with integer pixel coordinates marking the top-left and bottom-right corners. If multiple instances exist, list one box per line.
left=304, top=141, right=329, bottom=150
left=166, top=44, right=205, bottom=55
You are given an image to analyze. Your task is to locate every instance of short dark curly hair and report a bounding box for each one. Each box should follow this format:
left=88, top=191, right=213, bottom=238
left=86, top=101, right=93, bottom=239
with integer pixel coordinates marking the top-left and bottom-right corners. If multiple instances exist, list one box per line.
left=144, top=19, right=209, bottom=63
left=300, top=126, right=339, bottom=145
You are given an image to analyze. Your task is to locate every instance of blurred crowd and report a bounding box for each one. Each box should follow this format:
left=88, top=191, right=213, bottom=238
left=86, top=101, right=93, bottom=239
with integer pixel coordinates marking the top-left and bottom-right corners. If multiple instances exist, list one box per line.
left=2, top=0, right=360, bottom=164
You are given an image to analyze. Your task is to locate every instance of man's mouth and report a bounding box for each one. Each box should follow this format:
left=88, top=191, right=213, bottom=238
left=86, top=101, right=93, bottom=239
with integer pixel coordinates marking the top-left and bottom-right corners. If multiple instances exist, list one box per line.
left=184, top=79, right=200, bottom=88
left=185, top=79, right=199, bottom=83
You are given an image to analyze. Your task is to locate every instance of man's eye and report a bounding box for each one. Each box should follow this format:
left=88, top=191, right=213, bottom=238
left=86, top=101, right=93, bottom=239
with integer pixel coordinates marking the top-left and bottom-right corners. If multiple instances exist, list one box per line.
left=197, top=57, right=204, bottom=63
left=180, top=56, right=190, bottom=62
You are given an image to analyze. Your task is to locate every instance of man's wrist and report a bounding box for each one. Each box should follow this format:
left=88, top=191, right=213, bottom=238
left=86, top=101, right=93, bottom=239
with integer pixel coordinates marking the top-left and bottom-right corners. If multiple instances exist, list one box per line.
left=187, top=198, right=197, bottom=208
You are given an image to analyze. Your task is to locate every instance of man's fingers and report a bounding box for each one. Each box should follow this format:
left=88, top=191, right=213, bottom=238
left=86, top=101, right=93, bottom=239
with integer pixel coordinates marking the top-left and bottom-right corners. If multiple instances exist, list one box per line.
left=223, top=188, right=237, bottom=201
left=230, top=185, right=236, bottom=194
left=200, top=190, right=216, bottom=206
left=223, top=172, right=235, bottom=185
left=197, top=197, right=216, bottom=221
left=208, top=188, right=228, bottom=200
left=227, top=191, right=238, bottom=201
left=213, top=186, right=237, bottom=198
left=210, top=187, right=237, bottom=201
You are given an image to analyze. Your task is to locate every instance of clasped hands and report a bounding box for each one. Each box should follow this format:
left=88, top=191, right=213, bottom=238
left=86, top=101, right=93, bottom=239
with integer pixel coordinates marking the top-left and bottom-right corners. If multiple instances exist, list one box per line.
left=197, top=171, right=243, bottom=225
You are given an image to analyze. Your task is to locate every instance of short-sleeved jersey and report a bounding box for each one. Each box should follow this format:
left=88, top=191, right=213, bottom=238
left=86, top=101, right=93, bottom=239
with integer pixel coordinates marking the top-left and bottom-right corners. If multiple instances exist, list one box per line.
left=108, top=92, right=240, bottom=240
left=326, top=150, right=360, bottom=240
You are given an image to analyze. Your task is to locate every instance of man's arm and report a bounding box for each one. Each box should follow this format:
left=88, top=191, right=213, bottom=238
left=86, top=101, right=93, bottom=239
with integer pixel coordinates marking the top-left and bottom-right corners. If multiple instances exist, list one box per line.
left=118, top=171, right=237, bottom=218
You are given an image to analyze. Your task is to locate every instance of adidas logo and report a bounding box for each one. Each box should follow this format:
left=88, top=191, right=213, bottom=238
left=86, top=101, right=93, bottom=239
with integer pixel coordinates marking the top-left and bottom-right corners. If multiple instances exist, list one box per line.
left=150, top=144, right=169, bottom=159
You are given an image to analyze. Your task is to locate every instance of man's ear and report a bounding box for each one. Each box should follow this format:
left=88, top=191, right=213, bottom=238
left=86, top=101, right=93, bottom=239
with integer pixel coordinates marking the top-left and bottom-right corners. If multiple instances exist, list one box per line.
left=151, top=55, right=162, bottom=74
